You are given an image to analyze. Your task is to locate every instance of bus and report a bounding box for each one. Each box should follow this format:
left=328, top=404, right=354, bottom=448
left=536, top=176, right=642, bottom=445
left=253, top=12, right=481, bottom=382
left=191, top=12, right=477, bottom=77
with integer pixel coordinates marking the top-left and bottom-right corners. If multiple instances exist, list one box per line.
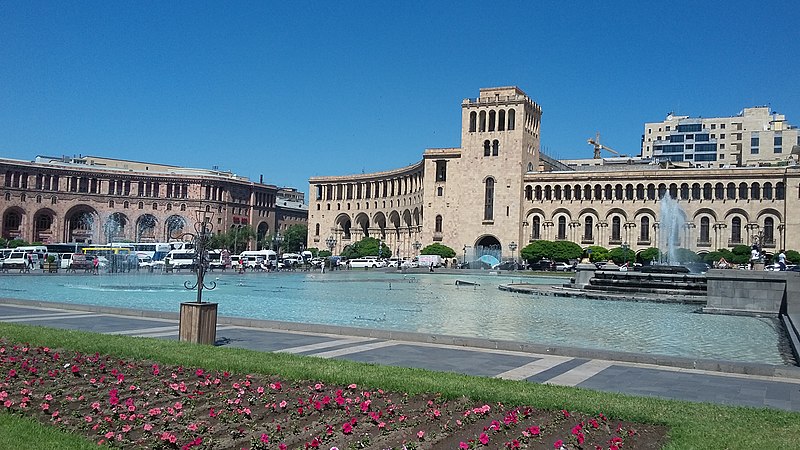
left=82, top=247, right=136, bottom=272
left=45, top=242, right=88, bottom=254
left=110, top=242, right=171, bottom=261
left=168, top=241, right=195, bottom=251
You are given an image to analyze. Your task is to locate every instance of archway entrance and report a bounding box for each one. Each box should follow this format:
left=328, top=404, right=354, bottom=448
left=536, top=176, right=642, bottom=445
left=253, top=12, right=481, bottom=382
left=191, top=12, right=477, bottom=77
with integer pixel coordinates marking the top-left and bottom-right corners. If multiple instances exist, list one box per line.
left=466, top=235, right=502, bottom=268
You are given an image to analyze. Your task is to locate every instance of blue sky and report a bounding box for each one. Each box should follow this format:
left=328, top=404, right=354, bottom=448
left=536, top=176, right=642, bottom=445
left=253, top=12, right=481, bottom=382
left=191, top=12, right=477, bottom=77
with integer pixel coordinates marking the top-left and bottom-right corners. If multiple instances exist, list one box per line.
left=2, top=1, right=798, bottom=197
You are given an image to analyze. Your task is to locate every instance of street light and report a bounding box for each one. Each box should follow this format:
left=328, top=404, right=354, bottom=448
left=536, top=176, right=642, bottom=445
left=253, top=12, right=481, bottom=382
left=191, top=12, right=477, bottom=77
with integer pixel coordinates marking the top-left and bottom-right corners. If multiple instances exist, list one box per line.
left=622, top=242, right=630, bottom=267
left=181, top=210, right=217, bottom=304
left=325, top=235, right=336, bottom=254
left=509, top=241, right=517, bottom=270
left=273, top=232, right=283, bottom=254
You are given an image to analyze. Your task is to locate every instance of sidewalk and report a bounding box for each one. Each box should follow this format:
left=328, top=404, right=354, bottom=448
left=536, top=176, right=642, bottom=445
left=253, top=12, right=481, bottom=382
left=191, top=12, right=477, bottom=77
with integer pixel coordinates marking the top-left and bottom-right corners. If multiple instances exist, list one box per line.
left=1, top=298, right=799, bottom=412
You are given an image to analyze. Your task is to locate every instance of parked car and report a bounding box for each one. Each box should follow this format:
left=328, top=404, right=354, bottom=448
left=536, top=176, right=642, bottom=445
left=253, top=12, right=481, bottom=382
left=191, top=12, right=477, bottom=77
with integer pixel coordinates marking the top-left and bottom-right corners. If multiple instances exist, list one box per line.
left=555, top=262, right=575, bottom=272
left=493, top=261, right=525, bottom=270
left=530, top=259, right=554, bottom=271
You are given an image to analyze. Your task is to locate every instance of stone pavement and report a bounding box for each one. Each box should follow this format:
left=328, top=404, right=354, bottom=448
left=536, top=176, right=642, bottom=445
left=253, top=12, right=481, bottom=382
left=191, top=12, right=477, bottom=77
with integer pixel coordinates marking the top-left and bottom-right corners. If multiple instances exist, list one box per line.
left=1, top=299, right=800, bottom=412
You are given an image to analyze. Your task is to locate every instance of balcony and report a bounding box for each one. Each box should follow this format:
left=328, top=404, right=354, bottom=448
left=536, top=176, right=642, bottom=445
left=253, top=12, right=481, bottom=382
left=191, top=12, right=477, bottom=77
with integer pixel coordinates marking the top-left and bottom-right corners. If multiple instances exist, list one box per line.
left=608, top=239, right=622, bottom=246
left=637, top=239, right=651, bottom=246
left=581, top=237, right=594, bottom=244
left=696, top=238, right=711, bottom=247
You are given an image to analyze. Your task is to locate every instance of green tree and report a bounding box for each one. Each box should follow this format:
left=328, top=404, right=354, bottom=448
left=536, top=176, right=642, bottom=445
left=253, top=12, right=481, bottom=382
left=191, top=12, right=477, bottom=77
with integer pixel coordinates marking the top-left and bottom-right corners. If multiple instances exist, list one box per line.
left=786, top=250, right=800, bottom=264
left=208, top=226, right=255, bottom=254
left=306, top=247, right=320, bottom=257
left=318, top=249, right=332, bottom=258
left=552, top=241, right=583, bottom=261
left=731, top=245, right=752, bottom=264
left=586, top=245, right=609, bottom=263
left=420, top=243, right=456, bottom=258
left=704, top=249, right=734, bottom=265
left=639, top=247, right=660, bottom=264
left=674, top=248, right=700, bottom=263
left=608, top=247, right=635, bottom=264
left=283, top=225, right=308, bottom=252
left=339, top=237, right=392, bottom=259
left=520, top=240, right=555, bottom=263
left=7, top=239, right=28, bottom=248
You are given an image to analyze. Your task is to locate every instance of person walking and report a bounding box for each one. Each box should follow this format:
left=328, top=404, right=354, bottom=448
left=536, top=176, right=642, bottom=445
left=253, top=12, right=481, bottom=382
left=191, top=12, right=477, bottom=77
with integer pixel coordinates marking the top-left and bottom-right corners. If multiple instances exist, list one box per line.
left=92, top=256, right=100, bottom=275
left=778, top=250, right=788, bottom=271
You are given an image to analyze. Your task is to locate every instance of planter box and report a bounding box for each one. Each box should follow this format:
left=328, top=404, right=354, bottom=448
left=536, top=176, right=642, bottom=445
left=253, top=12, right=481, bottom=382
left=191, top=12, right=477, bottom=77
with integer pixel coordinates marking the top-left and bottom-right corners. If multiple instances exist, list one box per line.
left=179, top=302, right=218, bottom=345
left=43, top=262, right=59, bottom=273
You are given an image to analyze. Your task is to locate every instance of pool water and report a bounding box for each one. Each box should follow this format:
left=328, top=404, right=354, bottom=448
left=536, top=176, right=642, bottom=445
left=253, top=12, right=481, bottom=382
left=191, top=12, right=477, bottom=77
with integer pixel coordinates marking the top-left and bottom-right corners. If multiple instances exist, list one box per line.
left=1, top=271, right=792, bottom=365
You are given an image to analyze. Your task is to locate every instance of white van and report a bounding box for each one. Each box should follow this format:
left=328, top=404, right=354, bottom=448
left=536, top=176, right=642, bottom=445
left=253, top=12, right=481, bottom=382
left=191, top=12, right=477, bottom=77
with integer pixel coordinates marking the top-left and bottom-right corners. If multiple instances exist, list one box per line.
left=164, top=249, right=196, bottom=269
left=348, top=258, right=385, bottom=268
left=241, top=250, right=277, bottom=269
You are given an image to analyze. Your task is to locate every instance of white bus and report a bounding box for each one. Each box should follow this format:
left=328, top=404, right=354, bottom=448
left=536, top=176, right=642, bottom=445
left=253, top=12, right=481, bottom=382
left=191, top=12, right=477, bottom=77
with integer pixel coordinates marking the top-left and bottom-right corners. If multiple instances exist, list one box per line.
left=164, top=249, right=196, bottom=269
left=111, top=242, right=171, bottom=261
left=240, top=250, right=277, bottom=269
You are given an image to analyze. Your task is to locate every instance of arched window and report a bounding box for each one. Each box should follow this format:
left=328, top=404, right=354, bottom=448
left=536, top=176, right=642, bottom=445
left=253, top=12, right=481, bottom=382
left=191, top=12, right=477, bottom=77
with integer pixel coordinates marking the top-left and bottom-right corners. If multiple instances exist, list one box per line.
left=565, top=185, right=572, bottom=200
left=763, top=182, right=773, bottom=199
left=584, top=185, right=592, bottom=200
left=731, top=217, right=742, bottom=244
left=764, top=217, right=774, bottom=245
left=488, top=110, right=496, bottom=132
left=535, top=185, right=542, bottom=200
left=612, top=216, right=621, bottom=241
left=700, top=217, right=710, bottom=243
left=738, top=183, right=748, bottom=200
left=138, top=201, right=144, bottom=209
left=680, top=183, right=689, bottom=200
left=527, top=162, right=533, bottom=172
left=557, top=216, right=566, bottom=240
left=625, top=184, right=633, bottom=200
left=751, top=183, right=760, bottom=200
left=647, top=184, right=655, bottom=200
left=669, top=184, right=678, bottom=199
left=604, top=184, right=612, bottom=200
left=636, top=184, right=645, bottom=200
left=479, top=111, right=486, bottom=132
left=776, top=182, right=785, bottom=199
left=484, top=178, right=494, bottom=221
left=484, top=140, right=491, bottom=156
left=594, top=185, right=602, bottom=200
left=532, top=216, right=541, bottom=240
left=692, top=183, right=701, bottom=200
left=497, top=110, right=506, bottom=131
left=544, top=185, right=552, bottom=201
left=435, top=215, right=443, bottom=233
left=715, top=183, right=724, bottom=200
left=615, top=184, right=623, bottom=200
left=658, top=184, right=667, bottom=199
left=584, top=217, right=594, bottom=241
left=525, top=185, right=532, bottom=201
left=727, top=183, right=736, bottom=200
left=703, top=183, right=712, bottom=200
left=437, top=186, right=443, bottom=196
left=469, top=112, right=477, bottom=132
left=554, top=185, right=562, bottom=200
left=315, top=223, right=320, bottom=236
left=574, top=184, right=582, bottom=200
left=492, top=140, right=499, bottom=156
left=507, top=109, right=515, bottom=130
left=640, top=217, right=650, bottom=242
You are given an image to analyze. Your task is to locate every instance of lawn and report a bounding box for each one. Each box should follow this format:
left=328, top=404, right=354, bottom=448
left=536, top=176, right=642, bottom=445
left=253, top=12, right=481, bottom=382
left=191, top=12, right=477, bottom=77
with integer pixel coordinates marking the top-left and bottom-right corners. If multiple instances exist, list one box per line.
left=1, top=322, right=799, bottom=449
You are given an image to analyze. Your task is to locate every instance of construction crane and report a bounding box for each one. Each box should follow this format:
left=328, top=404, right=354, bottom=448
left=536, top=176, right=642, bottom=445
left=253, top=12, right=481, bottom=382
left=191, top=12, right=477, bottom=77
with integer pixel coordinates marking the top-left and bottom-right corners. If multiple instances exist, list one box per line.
left=587, top=132, right=625, bottom=159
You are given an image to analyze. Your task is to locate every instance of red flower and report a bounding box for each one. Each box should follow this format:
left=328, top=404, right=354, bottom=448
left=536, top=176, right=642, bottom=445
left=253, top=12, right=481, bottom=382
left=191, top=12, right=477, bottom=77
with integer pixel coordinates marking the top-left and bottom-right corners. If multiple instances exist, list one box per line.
left=479, top=432, right=489, bottom=445
left=342, top=422, right=353, bottom=434
left=554, top=440, right=564, bottom=449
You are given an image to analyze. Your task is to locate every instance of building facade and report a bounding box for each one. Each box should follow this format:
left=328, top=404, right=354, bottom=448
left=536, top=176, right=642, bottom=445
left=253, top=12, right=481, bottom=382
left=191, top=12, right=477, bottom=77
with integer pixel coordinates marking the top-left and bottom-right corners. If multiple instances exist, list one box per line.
left=642, top=107, right=800, bottom=168
left=308, top=87, right=800, bottom=262
left=0, top=155, right=302, bottom=248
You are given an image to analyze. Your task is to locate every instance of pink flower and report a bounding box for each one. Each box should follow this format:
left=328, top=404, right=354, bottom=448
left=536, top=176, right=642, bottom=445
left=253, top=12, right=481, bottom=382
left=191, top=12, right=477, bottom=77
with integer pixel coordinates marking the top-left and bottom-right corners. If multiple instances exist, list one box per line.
left=553, top=440, right=564, bottom=449
left=91, top=402, right=101, bottom=411
left=84, top=416, right=93, bottom=423
left=527, top=425, right=541, bottom=436
left=459, top=442, right=469, bottom=449
left=144, top=423, right=153, bottom=431
left=187, top=423, right=198, bottom=431
left=104, top=431, right=115, bottom=439
left=348, top=383, right=357, bottom=389
left=479, top=433, right=489, bottom=445
left=417, top=430, right=425, bottom=440
left=342, top=422, right=353, bottom=434
left=121, top=425, right=132, bottom=433
left=260, top=434, right=269, bottom=444
left=279, top=444, right=287, bottom=450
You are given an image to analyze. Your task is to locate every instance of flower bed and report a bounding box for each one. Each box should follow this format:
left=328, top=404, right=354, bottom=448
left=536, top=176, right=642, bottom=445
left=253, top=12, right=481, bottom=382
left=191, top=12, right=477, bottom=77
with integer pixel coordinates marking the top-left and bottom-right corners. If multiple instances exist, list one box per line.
left=0, top=338, right=667, bottom=449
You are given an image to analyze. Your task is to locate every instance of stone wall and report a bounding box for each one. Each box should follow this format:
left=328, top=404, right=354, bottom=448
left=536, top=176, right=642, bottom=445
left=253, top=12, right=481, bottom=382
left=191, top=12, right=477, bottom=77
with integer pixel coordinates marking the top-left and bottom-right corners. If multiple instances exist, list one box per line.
left=704, top=269, right=799, bottom=316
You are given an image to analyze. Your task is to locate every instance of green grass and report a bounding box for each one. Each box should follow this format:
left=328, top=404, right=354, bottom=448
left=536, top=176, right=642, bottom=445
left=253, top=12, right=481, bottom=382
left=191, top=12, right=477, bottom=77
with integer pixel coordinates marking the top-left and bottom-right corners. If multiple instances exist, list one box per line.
left=2, top=322, right=800, bottom=449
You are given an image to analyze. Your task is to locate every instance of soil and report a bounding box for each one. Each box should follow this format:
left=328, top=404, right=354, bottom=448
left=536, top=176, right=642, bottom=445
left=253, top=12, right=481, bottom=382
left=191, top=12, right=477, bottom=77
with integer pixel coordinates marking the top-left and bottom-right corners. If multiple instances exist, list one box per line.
left=0, top=339, right=668, bottom=449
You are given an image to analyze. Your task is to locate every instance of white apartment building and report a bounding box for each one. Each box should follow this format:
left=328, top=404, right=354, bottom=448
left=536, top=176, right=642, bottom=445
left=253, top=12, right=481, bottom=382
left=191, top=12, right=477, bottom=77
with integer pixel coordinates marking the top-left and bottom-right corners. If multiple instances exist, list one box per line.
left=642, top=107, right=799, bottom=168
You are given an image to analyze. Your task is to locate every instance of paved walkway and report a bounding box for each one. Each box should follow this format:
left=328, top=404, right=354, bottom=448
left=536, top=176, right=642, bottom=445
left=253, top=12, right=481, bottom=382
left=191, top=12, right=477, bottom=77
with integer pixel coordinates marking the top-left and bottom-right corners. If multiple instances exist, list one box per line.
left=1, top=299, right=800, bottom=412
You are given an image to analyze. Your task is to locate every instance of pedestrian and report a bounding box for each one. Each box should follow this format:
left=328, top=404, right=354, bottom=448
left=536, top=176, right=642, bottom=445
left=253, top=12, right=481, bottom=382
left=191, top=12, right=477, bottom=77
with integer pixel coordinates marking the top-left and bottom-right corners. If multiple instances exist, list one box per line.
left=778, top=249, right=788, bottom=271
left=25, top=254, right=33, bottom=273
left=429, top=262, right=434, bottom=272
left=750, top=244, right=760, bottom=270
left=92, top=256, right=99, bottom=275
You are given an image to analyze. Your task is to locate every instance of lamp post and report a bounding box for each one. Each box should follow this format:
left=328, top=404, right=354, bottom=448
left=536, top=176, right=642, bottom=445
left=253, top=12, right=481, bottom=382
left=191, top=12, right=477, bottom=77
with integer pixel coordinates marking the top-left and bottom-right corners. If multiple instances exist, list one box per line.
left=463, top=245, right=467, bottom=269
left=509, top=241, right=517, bottom=270
left=273, top=232, right=283, bottom=254
left=413, top=240, right=422, bottom=255
left=177, top=209, right=218, bottom=345
left=622, top=242, right=630, bottom=267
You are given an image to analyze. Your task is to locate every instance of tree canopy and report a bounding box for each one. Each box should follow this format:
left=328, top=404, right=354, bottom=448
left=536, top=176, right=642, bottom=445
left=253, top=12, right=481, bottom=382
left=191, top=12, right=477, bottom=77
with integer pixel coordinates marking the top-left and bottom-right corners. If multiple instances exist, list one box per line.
left=520, top=240, right=582, bottom=262
left=420, top=243, right=456, bottom=258
left=340, top=237, right=392, bottom=259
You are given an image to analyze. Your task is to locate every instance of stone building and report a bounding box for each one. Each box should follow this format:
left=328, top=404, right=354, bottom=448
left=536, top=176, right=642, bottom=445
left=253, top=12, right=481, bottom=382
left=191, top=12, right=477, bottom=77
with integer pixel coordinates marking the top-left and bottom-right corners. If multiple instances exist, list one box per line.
left=0, top=155, right=302, bottom=248
left=308, top=86, right=800, bottom=263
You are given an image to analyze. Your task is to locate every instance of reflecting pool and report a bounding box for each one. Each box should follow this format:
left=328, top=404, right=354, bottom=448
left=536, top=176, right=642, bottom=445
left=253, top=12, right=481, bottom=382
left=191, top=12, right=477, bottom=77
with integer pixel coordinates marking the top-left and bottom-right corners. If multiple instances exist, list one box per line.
left=0, top=271, right=792, bottom=365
